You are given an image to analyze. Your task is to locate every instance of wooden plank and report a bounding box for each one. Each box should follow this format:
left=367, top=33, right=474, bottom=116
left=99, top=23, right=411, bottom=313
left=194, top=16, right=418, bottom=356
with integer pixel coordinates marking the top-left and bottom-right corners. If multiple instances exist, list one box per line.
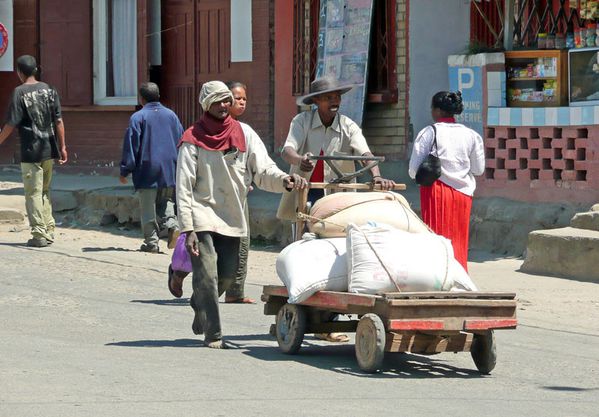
left=300, top=291, right=378, bottom=310
left=262, top=285, right=289, bottom=297
left=308, top=182, right=406, bottom=191
left=385, top=332, right=473, bottom=353
left=387, top=320, right=445, bottom=331
left=261, top=286, right=379, bottom=310
left=383, top=291, right=517, bottom=300
left=464, top=319, right=518, bottom=330
left=387, top=299, right=517, bottom=308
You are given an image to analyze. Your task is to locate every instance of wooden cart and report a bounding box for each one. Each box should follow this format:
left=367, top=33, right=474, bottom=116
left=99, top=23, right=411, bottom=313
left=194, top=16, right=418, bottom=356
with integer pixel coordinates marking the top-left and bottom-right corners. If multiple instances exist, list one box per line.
left=262, top=286, right=517, bottom=374
left=267, top=156, right=517, bottom=373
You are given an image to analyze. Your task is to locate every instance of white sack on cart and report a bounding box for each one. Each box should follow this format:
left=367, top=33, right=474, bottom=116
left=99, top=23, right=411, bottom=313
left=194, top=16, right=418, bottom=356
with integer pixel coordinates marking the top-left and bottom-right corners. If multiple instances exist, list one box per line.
left=276, top=237, right=348, bottom=304
left=346, top=224, right=477, bottom=295
left=308, top=191, right=429, bottom=238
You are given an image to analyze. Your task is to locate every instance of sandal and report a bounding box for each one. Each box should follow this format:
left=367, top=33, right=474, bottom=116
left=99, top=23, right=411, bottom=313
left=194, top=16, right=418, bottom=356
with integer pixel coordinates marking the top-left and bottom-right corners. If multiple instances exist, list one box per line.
left=314, top=332, right=350, bottom=343
left=168, top=264, right=183, bottom=298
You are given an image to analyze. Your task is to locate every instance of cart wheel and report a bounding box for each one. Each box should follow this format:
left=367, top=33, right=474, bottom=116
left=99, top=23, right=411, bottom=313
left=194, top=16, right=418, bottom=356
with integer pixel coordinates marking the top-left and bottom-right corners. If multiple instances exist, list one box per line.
left=275, top=303, right=306, bottom=354
left=355, top=314, right=386, bottom=373
left=471, top=330, right=497, bottom=374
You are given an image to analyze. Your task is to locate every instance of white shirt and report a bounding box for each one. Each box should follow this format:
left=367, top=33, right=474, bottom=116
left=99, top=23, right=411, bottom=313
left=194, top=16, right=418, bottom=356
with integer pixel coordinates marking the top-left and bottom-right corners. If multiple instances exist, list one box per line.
left=408, top=122, right=485, bottom=196
left=177, top=122, right=289, bottom=237
left=277, top=110, right=371, bottom=220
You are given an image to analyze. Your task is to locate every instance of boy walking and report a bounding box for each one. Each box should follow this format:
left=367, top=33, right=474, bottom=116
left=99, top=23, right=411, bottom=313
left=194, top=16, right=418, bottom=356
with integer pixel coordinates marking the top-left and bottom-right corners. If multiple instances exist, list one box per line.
left=0, top=55, right=67, bottom=247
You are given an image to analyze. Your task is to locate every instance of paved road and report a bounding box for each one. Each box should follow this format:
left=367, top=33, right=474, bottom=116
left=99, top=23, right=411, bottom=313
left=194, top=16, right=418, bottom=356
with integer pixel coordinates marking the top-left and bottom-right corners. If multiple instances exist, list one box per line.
left=0, top=226, right=598, bottom=417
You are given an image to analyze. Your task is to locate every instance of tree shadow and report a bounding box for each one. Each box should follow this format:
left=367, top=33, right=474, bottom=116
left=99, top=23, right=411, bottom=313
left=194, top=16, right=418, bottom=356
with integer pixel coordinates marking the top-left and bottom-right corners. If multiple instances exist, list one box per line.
left=130, top=298, right=190, bottom=306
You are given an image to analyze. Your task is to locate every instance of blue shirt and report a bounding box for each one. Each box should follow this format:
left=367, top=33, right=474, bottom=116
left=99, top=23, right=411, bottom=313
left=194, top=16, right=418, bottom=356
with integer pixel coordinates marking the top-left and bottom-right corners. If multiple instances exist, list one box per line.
left=120, top=102, right=184, bottom=189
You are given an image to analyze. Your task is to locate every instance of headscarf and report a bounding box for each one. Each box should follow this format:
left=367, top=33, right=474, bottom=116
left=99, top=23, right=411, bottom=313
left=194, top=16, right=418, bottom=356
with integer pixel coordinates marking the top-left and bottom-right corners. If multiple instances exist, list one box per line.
left=199, top=80, right=234, bottom=111
left=179, top=81, right=246, bottom=152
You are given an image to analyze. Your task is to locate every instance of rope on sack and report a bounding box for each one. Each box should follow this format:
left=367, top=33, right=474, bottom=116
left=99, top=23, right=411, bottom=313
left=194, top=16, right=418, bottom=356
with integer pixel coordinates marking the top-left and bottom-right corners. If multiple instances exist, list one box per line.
left=296, top=212, right=347, bottom=231
left=354, top=224, right=402, bottom=293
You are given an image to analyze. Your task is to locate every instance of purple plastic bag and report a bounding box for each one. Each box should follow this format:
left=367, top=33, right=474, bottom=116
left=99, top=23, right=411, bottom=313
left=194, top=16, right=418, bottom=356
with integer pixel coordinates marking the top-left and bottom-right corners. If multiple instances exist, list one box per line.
left=171, top=232, right=192, bottom=273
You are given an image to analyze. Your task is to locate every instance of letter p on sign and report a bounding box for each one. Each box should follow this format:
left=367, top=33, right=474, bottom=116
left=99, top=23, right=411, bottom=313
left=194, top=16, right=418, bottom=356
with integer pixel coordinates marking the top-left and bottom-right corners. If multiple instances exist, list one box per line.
left=458, top=68, right=474, bottom=91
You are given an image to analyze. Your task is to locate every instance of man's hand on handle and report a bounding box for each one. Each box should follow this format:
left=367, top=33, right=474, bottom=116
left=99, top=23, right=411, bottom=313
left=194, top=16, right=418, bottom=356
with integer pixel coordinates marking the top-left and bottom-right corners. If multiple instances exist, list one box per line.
left=373, top=176, right=396, bottom=191
left=284, top=173, right=308, bottom=190
left=299, top=152, right=315, bottom=172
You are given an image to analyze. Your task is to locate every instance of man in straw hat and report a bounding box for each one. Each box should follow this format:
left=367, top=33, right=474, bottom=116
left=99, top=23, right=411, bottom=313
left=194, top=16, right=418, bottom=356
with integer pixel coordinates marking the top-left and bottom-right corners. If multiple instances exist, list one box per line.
left=175, top=80, right=306, bottom=349
left=277, top=76, right=396, bottom=343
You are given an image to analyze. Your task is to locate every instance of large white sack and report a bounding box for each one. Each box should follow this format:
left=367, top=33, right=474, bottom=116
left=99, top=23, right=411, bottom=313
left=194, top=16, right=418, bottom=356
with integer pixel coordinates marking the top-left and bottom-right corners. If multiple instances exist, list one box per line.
left=276, top=237, right=348, bottom=304
left=308, top=191, right=429, bottom=238
left=347, top=224, right=477, bottom=295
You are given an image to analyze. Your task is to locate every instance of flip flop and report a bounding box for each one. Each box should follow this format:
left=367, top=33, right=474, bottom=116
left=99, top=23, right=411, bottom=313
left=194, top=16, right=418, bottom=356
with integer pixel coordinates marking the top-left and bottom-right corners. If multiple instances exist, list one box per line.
left=224, top=297, right=256, bottom=304
left=168, top=264, right=183, bottom=298
left=315, top=332, right=350, bottom=343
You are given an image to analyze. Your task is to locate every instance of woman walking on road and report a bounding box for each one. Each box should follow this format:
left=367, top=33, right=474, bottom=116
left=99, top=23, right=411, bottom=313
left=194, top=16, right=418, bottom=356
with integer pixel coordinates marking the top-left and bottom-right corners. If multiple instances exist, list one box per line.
left=408, top=91, right=485, bottom=272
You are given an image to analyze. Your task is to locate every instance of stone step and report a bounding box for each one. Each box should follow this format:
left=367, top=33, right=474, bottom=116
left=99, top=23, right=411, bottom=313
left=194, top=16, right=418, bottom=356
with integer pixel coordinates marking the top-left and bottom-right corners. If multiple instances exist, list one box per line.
left=570, top=211, right=599, bottom=232
left=521, top=227, right=599, bottom=283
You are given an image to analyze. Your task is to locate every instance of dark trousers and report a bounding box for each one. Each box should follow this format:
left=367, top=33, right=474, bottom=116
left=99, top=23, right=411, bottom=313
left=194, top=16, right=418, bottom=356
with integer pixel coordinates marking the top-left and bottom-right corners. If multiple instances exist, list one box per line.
left=190, top=232, right=241, bottom=341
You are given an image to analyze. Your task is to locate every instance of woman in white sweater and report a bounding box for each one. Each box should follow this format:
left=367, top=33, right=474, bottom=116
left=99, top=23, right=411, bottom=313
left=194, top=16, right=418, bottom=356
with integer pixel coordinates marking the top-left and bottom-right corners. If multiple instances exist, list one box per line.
left=408, top=91, right=485, bottom=271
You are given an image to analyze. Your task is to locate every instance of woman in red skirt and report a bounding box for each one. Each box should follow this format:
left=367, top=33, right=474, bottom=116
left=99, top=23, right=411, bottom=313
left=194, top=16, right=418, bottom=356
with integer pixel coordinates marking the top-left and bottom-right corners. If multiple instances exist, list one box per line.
left=408, top=91, right=485, bottom=272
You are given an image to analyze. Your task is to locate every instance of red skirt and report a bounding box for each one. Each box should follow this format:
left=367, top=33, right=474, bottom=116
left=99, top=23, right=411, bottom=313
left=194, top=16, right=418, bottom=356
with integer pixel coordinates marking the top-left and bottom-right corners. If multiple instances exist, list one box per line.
left=420, top=180, right=472, bottom=272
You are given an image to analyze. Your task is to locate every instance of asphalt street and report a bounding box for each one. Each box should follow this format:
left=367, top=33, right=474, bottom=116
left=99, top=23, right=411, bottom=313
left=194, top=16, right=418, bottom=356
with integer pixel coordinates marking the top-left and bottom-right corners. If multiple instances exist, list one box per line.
left=0, top=226, right=598, bottom=417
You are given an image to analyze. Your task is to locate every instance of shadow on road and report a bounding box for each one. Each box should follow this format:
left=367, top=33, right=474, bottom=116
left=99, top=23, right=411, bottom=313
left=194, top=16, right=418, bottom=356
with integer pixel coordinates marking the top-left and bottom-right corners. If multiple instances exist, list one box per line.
left=105, top=333, right=485, bottom=378
left=236, top=342, right=483, bottom=379
left=130, top=298, right=190, bottom=306
left=106, top=338, right=202, bottom=348
left=541, top=385, right=599, bottom=392
left=0, top=187, right=24, bottom=195
left=82, top=246, right=138, bottom=252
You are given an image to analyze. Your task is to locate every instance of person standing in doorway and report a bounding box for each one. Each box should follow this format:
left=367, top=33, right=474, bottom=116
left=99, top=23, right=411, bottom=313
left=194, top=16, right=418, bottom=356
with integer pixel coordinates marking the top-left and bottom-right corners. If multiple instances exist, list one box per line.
left=408, top=91, right=485, bottom=272
left=120, top=82, right=184, bottom=253
left=0, top=55, right=67, bottom=247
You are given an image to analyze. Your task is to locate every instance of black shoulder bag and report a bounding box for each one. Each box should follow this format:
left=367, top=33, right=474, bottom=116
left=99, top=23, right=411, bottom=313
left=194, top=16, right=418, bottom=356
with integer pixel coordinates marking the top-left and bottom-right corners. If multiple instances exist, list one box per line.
left=415, top=125, right=441, bottom=186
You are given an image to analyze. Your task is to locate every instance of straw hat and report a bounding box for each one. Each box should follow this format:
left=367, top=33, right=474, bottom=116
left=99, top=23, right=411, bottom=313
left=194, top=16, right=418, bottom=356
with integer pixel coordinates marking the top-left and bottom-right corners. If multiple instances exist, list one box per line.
left=296, top=76, right=353, bottom=106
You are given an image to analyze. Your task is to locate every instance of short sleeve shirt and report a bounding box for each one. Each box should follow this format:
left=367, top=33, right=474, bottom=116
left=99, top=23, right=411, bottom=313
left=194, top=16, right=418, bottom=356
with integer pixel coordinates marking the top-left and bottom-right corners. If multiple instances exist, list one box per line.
left=7, top=82, right=62, bottom=163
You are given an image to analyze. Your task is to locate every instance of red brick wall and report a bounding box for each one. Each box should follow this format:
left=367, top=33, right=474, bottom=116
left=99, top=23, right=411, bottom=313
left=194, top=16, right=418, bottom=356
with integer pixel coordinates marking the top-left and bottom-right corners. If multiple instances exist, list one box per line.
left=61, top=110, right=133, bottom=169
left=478, top=125, right=599, bottom=205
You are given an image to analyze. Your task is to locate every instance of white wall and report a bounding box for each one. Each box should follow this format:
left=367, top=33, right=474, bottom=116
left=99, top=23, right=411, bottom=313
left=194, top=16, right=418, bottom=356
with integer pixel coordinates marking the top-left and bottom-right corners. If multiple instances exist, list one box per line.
left=409, top=0, right=471, bottom=138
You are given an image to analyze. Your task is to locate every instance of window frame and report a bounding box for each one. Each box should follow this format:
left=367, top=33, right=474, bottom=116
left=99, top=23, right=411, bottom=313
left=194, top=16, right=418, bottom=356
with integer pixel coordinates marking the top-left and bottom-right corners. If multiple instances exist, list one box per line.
left=93, top=0, right=138, bottom=106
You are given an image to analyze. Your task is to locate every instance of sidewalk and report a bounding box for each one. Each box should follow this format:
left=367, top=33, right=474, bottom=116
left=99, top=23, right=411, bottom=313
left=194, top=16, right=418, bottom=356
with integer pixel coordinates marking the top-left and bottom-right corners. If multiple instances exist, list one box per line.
left=0, top=164, right=586, bottom=255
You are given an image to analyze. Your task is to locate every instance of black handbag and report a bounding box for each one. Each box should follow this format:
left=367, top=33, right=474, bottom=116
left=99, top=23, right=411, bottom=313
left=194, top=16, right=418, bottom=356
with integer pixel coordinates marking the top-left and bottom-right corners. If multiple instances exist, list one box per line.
left=415, top=125, right=441, bottom=186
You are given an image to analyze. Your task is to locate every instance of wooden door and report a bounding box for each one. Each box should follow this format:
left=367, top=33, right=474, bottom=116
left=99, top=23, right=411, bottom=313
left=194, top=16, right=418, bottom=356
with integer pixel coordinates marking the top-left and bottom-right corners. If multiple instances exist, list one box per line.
left=196, top=0, right=231, bottom=82
left=39, top=0, right=92, bottom=105
left=162, top=0, right=196, bottom=128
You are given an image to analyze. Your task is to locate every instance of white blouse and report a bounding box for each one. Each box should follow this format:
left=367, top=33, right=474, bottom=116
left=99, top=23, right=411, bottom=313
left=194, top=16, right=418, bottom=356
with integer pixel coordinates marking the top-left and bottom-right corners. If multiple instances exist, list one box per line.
left=408, top=122, right=485, bottom=196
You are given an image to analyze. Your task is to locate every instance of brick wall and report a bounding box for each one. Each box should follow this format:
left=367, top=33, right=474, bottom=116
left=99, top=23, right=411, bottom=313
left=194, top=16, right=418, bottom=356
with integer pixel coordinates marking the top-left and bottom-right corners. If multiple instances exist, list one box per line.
left=362, top=0, right=409, bottom=161
left=479, top=125, right=599, bottom=204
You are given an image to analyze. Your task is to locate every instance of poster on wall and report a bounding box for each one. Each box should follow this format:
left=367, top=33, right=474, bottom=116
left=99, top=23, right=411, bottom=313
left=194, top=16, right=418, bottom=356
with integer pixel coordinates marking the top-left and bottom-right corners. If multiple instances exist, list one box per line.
left=0, top=0, right=13, bottom=72
left=315, top=0, right=374, bottom=127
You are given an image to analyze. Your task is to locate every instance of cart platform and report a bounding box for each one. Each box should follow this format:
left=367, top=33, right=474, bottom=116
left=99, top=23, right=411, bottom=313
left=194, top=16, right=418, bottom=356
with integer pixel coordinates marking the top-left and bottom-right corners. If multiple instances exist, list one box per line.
left=262, top=285, right=517, bottom=374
